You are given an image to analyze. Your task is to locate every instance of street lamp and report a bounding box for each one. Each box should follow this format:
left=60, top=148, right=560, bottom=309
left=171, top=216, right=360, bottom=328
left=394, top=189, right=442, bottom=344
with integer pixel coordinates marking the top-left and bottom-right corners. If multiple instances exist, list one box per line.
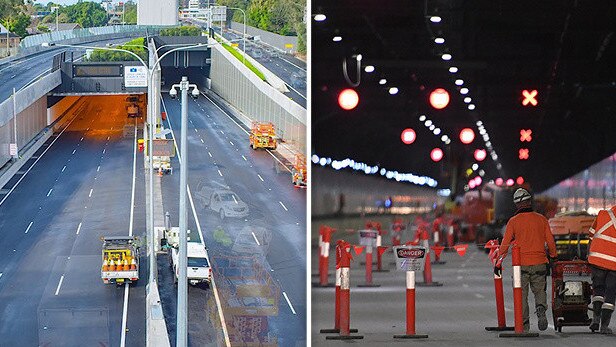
left=169, top=76, right=199, bottom=347
left=51, top=6, right=59, bottom=32
left=227, top=7, right=246, bottom=63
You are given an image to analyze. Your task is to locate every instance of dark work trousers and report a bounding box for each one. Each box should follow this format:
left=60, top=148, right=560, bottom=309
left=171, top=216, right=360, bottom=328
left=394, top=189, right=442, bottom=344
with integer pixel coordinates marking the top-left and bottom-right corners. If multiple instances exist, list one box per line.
left=521, top=263, right=548, bottom=331
left=591, top=265, right=616, bottom=307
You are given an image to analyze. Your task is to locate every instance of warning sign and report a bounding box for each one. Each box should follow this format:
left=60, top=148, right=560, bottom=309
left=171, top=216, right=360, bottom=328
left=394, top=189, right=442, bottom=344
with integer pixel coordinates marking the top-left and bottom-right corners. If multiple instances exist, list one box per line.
left=9, top=143, right=17, bottom=156
left=393, top=245, right=427, bottom=272
left=124, top=66, right=148, bottom=87
left=151, top=139, right=175, bottom=157
left=358, top=229, right=377, bottom=247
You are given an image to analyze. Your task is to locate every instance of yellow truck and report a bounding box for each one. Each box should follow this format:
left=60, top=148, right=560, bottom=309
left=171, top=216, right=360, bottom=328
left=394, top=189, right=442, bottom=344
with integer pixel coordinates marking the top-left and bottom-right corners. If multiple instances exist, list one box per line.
left=101, top=236, right=139, bottom=285
left=249, top=121, right=277, bottom=150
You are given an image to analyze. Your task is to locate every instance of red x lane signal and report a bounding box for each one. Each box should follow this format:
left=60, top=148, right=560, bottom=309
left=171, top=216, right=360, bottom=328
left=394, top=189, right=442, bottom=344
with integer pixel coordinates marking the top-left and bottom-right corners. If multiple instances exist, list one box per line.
left=522, top=90, right=538, bottom=106
left=519, top=148, right=529, bottom=160
left=520, top=129, right=532, bottom=142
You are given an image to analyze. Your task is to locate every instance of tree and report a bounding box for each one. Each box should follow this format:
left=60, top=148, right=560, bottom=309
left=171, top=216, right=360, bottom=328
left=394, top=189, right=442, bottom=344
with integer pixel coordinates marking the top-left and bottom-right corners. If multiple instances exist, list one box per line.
left=123, top=3, right=137, bottom=24
left=160, top=26, right=202, bottom=36
left=60, top=1, right=108, bottom=28
left=37, top=24, right=50, bottom=33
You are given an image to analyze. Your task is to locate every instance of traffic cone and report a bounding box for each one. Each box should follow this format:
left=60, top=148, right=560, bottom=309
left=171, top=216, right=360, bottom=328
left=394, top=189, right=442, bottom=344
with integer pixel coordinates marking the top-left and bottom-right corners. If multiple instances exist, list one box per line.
left=130, top=258, right=137, bottom=270
left=158, top=167, right=163, bottom=177
left=123, top=259, right=130, bottom=271
left=102, top=259, right=109, bottom=272
left=109, top=259, right=116, bottom=271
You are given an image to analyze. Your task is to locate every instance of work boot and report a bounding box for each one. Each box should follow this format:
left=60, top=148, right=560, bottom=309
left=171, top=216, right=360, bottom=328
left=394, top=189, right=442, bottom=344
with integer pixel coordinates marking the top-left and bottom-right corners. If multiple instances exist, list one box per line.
left=599, top=308, right=613, bottom=334
left=589, top=300, right=603, bottom=332
left=537, top=306, right=548, bottom=331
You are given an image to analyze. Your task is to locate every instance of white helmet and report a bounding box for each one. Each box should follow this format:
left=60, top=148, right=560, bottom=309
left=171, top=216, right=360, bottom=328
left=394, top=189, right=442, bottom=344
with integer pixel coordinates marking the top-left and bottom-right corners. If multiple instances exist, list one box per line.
left=513, top=188, right=532, bottom=204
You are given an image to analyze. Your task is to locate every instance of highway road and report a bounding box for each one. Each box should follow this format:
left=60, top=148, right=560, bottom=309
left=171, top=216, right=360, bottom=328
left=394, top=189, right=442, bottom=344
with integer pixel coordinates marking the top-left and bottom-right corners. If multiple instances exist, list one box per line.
left=0, top=96, right=146, bottom=346
left=0, top=37, right=135, bottom=103
left=156, top=90, right=306, bottom=346
left=312, top=225, right=615, bottom=346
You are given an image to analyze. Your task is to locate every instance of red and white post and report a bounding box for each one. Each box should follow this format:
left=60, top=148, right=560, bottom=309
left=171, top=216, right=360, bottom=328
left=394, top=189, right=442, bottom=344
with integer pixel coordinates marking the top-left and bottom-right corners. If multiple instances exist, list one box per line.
left=319, top=227, right=335, bottom=287
left=394, top=270, right=428, bottom=339
left=485, top=271, right=514, bottom=331
left=321, top=241, right=357, bottom=334
left=417, top=229, right=442, bottom=287
left=499, top=242, right=539, bottom=337
left=327, top=243, right=363, bottom=340
left=358, top=245, right=380, bottom=287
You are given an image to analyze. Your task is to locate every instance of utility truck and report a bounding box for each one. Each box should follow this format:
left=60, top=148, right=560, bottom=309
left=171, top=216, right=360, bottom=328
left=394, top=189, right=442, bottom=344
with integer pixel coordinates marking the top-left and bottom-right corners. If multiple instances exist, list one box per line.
left=165, top=227, right=212, bottom=286
left=100, top=236, right=139, bottom=285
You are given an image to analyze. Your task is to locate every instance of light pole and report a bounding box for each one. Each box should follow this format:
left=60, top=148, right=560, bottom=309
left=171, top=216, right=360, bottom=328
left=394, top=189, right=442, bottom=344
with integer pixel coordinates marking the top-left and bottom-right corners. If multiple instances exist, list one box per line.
left=51, top=6, right=59, bottom=32
left=227, top=7, right=246, bottom=63
left=169, top=77, right=200, bottom=347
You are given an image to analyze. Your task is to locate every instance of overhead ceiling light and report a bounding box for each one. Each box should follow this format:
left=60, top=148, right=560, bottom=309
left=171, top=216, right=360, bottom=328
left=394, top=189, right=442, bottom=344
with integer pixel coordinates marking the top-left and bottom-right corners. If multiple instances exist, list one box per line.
left=460, top=87, right=469, bottom=94
left=468, top=104, right=476, bottom=110
left=464, top=97, right=472, bottom=103
left=314, top=14, right=326, bottom=21
left=445, top=139, right=451, bottom=145
left=419, top=115, right=426, bottom=121
left=433, top=128, right=441, bottom=135
left=333, top=36, right=342, bottom=42
left=472, top=163, right=479, bottom=171
left=430, top=16, right=442, bottom=23
left=441, top=135, right=448, bottom=142
left=441, top=53, right=452, bottom=61
left=429, top=125, right=435, bottom=131
left=434, top=37, right=445, bottom=44
left=449, top=66, right=458, bottom=73
left=425, top=120, right=433, bottom=127
left=364, top=65, right=375, bottom=73
left=389, top=87, right=399, bottom=95
left=379, top=78, right=387, bottom=85
left=455, top=79, right=464, bottom=86
left=476, top=121, right=483, bottom=126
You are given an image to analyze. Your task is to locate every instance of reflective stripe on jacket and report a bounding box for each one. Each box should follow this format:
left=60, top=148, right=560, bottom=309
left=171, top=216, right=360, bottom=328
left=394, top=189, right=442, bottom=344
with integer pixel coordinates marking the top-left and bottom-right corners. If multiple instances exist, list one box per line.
left=589, top=207, right=616, bottom=271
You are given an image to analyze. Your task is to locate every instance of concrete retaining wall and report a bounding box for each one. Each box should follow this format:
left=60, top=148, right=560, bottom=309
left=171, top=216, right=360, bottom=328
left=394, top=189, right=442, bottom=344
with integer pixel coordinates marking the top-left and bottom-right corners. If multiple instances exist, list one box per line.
left=229, top=21, right=297, bottom=53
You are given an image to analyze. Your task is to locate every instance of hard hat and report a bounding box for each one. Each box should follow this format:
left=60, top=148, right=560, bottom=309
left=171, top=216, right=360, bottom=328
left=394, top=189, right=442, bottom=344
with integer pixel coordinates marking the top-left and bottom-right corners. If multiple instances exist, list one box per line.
left=513, top=188, right=532, bottom=204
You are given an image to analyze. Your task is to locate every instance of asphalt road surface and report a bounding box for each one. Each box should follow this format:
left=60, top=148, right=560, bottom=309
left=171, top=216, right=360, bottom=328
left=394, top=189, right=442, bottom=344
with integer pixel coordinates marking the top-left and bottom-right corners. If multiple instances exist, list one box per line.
left=156, top=91, right=306, bottom=346
left=312, top=222, right=615, bottom=346
left=0, top=96, right=146, bottom=346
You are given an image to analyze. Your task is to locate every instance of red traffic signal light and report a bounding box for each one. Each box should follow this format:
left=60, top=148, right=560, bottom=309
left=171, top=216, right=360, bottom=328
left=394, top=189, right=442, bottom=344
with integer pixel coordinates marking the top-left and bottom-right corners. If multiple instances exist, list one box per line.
left=338, top=89, right=359, bottom=110
left=430, top=148, right=444, bottom=162
left=459, top=128, right=475, bottom=144
left=401, top=128, right=416, bottom=144
left=429, top=88, right=450, bottom=109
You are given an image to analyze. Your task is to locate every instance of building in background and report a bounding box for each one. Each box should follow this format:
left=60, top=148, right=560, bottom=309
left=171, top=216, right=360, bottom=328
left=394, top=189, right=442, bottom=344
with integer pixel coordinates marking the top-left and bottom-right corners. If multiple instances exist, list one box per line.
left=0, top=24, right=20, bottom=58
left=138, top=0, right=179, bottom=25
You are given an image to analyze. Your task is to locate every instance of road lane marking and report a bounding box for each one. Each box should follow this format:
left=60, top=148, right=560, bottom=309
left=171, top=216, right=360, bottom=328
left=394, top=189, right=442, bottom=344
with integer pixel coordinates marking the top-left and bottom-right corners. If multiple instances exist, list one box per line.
left=97, top=166, right=100, bottom=172
left=62, top=166, right=66, bottom=172
left=107, top=136, right=110, bottom=141
left=25, top=221, right=33, bottom=234
left=47, top=189, right=53, bottom=197
left=80, top=137, right=84, bottom=141
left=76, top=222, right=82, bottom=235
left=252, top=232, right=261, bottom=245
left=229, top=141, right=234, bottom=146
left=102, top=148, right=106, bottom=154
left=89, top=189, right=93, bottom=198
left=0, top=273, right=2, bottom=279
left=220, top=130, right=225, bottom=135
left=475, top=293, right=485, bottom=299
left=54, top=275, right=65, bottom=296
left=218, top=170, right=223, bottom=177
left=257, top=174, right=264, bottom=182
left=208, top=152, right=212, bottom=157
left=162, top=97, right=231, bottom=347
left=282, top=292, right=296, bottom=315
left=279, top=201, right=288, bottom=211
left=194, top=128, right=198, bottom=132
left=10, top=74, right=16, bottom=79
left=200, top=138, right=204, bottom=143
left=72, top=149, right=76, bottom=154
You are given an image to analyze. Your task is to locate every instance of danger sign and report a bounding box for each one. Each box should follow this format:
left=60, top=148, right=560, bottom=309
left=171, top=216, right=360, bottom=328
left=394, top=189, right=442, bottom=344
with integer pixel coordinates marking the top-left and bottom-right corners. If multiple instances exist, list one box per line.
left=358, top=229, right=378, bottom=247
left=393, top=245, right=427, bottom=272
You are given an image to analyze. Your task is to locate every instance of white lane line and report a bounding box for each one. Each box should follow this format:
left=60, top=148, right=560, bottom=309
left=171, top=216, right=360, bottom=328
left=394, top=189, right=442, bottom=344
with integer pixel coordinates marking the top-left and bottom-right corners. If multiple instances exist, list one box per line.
left=62, top=165, right=66, bottom=172
left=475, top=293, right=485, bottom=299
left=10, top=74, right=16, bottom=79
left=194, top=128, right=198, bottom=133
left=89, top=189, right=93, bottom=198
left=279, top=201, right=288, bottom=211
left=102, top=148, right=106, bottom=154
left=229, top=141, right=234, bottom=146
left=80, top=137, right=84, bottom=141
left=76, top=222, right=82, bottom=235
left=257, top=174, right=264, bottom=182
left=220, top=130, right=225, bottom=135
left=242, top=155, right=247, bottom=161
left=54, top=275, right=65, bottom=296
left=0, top=273, right=3, bottom=279
left=47, top=189, right=53, bottom=197
left=162, top=98, right=231, bottom=347
left=25, top=221, right=33, bottom=234
left=120, top=126, right=138, bottom=347
left=282, top=292, right=297, bottom=315
left=217, top=170, right=223, bottom=177
left=251, top=232, right=261, bottom=246
left=107, top=136, right=110, bottom=141
left=285, top=83, right=306, bottom=100
left=72, top=149, right=76, bottom=154
left=208, top=152, right=212, bottom=157
left=97, top=166, right=100, bottom=172
left=200, top=138, right=204, bottom=143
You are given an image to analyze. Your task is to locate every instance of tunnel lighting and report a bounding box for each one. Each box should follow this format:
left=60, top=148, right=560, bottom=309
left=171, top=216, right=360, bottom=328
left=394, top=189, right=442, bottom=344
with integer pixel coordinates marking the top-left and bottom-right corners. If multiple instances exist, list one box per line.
left=469, top=180, right=476, bottom=189
left=486, top=141, right=491, bottom=147
left=338, top=89, right=359, bottom=110
left=333, top=36, right=342, bottom=42
left=379, top=78, right=387, bottom=85
left=429, top=88, right=450, bottom=109
left=430, top=16, right=442, bottom=23
left=474, top=176, right=482, bottom=185
left=455, top=79, right=464, bottom=86
left=401, top=128, right=417, bottom=144
left=441, top=53, right=452, bottom=61
left=506, top=178, right=515, bottom=187
left=311, top=155, right=319, bottom=163
left=419, top=115, right=426, bottom=121
left=517, top=176, right=525, bottom=185
left=434, top=37, right=445, bottom=44
left=389, top=87, right=399, bottom=95
left=459, top=128, right=475, bottom=144
left=474, top=149, right=487, bottom=162
left=364, top=65, right=375, bottom=73
left=449, top=66, right=458, bottom=73
left=425, top=120, right=433, bottom=127
left=314, top=14, right=326, bottom=21
left=431, top=148, right=444, bottom=162
left=464, top=97, right=472, bottom=103
left=468, top=104, right=476, bottom=110
left=319, top=158, right=327, bottom=166
left=495, top=178, right=504, bottom=186
left=476, top=121, right=483, bottom=126
left=441, top=135, right=448, bottom=142
left=497, top=163, right=503, bottom=170
left=445, top=139, right=451, bottom=145
left=429, top=125, right=435, bottom=131
left=479, top=169, right=485, bottom=177
left=460, top=88, right=469, bottom=95
left=433, top=128, right=441, bottom=135
left=472, top=163, right=479, bottom=171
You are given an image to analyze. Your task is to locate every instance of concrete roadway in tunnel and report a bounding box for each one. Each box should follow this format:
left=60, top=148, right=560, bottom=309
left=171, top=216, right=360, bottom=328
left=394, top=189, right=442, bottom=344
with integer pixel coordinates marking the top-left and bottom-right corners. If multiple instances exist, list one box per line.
left=156, top=91, right=306, bottom=346
left=0, top=37, right=137, bottom=103
left=0, top=95, right=146, bottom=346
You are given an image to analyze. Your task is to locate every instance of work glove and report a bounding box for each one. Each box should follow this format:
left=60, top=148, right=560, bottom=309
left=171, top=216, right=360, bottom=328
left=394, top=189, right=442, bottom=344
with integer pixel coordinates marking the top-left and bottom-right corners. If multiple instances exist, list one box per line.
left=494, top=266, right=502, bottom=277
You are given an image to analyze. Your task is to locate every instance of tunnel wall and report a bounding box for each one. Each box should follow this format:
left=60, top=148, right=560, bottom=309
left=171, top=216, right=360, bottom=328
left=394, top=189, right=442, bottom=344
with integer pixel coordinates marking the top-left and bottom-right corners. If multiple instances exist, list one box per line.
left=209, top=39, right=306, bottom=153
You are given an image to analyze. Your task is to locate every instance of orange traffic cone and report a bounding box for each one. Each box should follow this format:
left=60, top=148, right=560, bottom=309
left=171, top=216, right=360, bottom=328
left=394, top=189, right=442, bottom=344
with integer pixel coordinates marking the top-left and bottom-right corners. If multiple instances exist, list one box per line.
left=109, top=259, right=116, bottom=271
left=158, top=167, right=163, bottom=177
left=130, top=258, right=137, bottom=270
left=123, top=259, right=130, bottom=271
left=102, top=259, right=109, bottom=272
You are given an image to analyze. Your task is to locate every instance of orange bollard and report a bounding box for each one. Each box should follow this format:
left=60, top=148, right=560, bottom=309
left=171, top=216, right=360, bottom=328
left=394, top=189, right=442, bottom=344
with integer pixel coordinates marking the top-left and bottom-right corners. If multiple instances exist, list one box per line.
left=394, top=270, right=429, bottom=339
left=416, top=229, right=443, bottom=287
left=315, top=226, right=336, bottom=287
left=358, top=245, right=380, bottom=287
left=485, top=240, right=514, bottom=331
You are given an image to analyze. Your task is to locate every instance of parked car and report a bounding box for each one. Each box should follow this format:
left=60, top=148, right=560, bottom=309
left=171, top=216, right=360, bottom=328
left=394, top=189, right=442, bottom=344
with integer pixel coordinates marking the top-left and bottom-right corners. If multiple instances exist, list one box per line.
left=195, top=183, right=249, bottom=220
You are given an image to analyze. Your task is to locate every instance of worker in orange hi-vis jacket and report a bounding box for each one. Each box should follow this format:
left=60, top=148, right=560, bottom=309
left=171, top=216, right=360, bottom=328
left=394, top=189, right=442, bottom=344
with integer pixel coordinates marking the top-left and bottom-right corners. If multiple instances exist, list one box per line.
left=587, top=207, right=616, bottom=334
left=495, top=188, right=557, bottom=332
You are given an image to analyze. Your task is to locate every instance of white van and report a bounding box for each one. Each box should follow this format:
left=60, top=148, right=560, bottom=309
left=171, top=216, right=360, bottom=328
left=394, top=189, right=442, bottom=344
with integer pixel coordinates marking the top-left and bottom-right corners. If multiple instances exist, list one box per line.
left=170, top=241, right=212, bottom=286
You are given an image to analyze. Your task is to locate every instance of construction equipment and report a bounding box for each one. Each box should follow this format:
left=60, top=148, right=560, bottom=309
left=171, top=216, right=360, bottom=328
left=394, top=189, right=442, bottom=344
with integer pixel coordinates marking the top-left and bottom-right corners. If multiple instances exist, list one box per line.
left=549, top=211, right=594, bottom=261
left=292, top=154, right=307, bottom=187
left=100, top=236, right=139, bottom=285
left=249, top=121, right=277, bottom=150
left=551, top=260, right=593, bottom=332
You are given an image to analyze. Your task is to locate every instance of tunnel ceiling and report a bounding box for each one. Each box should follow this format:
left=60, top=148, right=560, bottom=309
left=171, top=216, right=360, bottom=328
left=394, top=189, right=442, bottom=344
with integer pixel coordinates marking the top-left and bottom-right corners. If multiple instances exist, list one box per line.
left=312, top=0, right=616, bottom=193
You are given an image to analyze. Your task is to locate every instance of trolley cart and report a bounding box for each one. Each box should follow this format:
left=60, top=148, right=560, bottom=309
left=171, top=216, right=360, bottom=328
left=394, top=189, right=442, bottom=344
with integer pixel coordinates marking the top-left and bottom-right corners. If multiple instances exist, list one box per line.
left=551, top=260, right=593, bottom=332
